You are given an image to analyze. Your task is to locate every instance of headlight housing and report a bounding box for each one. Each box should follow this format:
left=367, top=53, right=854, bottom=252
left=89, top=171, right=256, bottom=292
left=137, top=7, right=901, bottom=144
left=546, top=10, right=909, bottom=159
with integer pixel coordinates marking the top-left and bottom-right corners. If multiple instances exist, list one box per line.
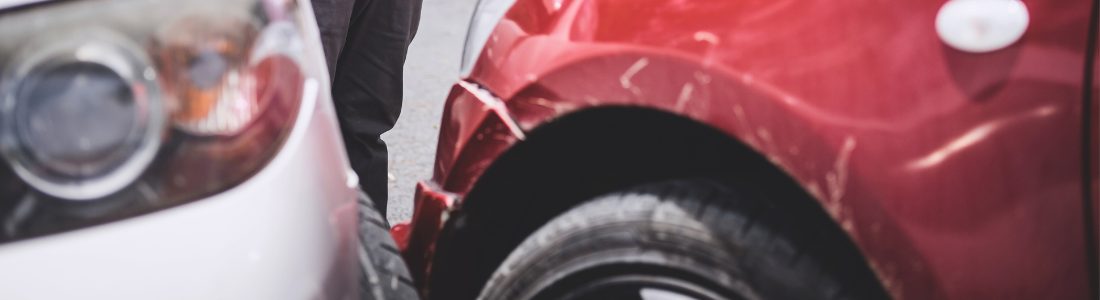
left=459, top=0, right=517, bottom=77
left=0, top=0, right=314, bottom=242
left=3, top=32, right=164, bottom=201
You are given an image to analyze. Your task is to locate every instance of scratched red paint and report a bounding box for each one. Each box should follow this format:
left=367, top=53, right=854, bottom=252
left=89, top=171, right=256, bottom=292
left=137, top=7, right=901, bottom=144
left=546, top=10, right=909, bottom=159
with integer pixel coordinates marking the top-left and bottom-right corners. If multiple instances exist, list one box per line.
left=397, top=0, right=1096, bottom=299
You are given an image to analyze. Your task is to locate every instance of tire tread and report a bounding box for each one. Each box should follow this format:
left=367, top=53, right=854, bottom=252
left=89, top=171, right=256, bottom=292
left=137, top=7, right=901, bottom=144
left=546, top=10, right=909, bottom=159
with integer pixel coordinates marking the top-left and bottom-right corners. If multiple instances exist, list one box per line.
left=479, top=179, right=856, bottom=300
left=357, top=192, right=418, bottom=300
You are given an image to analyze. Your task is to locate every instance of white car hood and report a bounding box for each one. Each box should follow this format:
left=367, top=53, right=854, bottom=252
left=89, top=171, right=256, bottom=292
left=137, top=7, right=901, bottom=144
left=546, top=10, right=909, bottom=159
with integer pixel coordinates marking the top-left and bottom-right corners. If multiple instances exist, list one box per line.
left=0, top=0, right=48, bottom=10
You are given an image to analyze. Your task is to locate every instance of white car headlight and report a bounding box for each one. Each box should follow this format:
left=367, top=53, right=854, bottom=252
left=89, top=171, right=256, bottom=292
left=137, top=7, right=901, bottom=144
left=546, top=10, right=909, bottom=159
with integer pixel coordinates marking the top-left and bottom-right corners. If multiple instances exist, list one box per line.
left=0, top=0, right=315, bottom=242
left=459, top=0, right=517, bottom=77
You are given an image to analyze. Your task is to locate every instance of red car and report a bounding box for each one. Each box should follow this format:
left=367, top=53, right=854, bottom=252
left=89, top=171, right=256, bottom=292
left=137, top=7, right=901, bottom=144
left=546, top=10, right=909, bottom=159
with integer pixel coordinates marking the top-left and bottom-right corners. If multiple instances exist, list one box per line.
left=395, top=0, right=1098, bottom=299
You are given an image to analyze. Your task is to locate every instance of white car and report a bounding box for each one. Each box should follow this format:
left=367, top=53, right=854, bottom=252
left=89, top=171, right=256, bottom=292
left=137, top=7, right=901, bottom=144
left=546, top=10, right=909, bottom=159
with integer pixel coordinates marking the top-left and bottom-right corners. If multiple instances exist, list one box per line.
left=0, top=0, right=413, bottom=299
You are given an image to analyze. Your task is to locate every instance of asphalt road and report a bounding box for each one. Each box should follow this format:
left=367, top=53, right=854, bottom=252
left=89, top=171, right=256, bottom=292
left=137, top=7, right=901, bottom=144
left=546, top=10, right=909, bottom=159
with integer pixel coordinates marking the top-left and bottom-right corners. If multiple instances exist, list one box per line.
left=383, top=0, right=477, bottom=224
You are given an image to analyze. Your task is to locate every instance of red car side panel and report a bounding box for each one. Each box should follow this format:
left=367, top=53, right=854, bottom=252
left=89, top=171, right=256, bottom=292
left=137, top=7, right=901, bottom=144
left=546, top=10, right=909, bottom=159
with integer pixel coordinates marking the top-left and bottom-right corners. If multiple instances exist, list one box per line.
left=1090, top=18, right=1099, bottom=293
left=416, top=0, right=1095, bottom=299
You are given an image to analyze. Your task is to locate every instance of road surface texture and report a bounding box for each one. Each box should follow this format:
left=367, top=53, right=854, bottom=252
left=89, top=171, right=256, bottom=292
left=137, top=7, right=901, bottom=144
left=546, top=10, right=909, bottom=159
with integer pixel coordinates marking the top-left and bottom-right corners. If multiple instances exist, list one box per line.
left=383, top=0, right=477, bottom=224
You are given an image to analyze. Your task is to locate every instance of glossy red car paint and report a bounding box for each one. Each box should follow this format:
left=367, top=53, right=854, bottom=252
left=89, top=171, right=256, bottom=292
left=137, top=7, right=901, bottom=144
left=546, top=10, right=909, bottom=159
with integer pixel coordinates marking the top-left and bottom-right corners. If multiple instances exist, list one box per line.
left=397, top=0, right=1098, bottom=299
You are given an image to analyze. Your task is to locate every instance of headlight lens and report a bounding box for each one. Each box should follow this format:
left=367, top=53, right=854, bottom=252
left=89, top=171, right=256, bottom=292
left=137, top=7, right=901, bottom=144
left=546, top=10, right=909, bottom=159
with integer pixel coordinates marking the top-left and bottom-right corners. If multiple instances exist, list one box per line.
left=459, top=0, right=517, bottom=77
left=4, top=33, right=164, bottom=201
left=0, top=0, right=315, bottom=242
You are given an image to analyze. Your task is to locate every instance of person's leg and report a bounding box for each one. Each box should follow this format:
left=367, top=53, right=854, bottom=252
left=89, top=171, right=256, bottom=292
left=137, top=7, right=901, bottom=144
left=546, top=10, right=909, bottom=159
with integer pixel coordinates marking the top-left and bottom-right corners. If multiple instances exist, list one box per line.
left=329, top=0, right=422, bottom=213
left=310, top=0, right=355, bottom=79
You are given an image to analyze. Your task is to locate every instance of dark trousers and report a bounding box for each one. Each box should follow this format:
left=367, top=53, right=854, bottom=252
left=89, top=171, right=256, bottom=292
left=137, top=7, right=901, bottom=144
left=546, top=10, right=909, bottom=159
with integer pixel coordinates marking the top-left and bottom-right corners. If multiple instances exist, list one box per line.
left=313, top=0, right=422, bottom=213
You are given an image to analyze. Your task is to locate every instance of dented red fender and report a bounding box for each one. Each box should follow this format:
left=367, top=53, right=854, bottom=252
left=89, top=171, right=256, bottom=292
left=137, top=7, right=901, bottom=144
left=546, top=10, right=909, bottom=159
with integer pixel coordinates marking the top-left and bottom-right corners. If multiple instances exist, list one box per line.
left=397, top=0, right=1096, bottom=299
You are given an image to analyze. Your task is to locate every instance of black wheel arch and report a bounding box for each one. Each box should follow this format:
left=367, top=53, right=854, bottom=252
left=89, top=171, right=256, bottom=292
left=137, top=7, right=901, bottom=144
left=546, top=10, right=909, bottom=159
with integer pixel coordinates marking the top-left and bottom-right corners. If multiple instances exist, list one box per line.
left=426, top=106, right=890, bottom=300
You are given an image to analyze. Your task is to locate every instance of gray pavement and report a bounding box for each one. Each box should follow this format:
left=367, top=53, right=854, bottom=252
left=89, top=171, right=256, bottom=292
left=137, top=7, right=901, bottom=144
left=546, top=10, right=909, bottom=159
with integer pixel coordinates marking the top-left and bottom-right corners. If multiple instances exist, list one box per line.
left=383, top=0, right=478, bottom=224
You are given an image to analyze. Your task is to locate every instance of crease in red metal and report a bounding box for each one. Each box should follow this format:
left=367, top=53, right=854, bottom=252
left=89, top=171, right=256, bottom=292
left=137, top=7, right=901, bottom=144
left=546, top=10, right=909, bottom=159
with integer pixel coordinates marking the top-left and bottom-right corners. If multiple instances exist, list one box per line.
left=458, top=80, right=527, bottom=141
left=401, top=181, right=457, bottom=287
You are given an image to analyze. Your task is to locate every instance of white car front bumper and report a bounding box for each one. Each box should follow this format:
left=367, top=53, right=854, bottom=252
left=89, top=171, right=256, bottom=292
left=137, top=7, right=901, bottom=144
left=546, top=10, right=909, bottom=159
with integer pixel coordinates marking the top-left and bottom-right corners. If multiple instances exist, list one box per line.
left=0, top=22, right=363, bottom=297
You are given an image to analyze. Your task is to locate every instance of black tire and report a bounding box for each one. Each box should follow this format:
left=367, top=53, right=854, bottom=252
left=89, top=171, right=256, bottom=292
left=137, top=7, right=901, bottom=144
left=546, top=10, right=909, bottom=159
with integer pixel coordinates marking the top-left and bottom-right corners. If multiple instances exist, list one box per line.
left=477, top=180, right=859, bottom=300
left=357, top=192, right=418, bottom=300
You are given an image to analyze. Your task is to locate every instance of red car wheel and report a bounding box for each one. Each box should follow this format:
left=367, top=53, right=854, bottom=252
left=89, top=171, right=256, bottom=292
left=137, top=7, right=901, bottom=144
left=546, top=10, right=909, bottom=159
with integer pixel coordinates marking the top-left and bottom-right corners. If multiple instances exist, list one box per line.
left=477, top=180, right=883, bottom=300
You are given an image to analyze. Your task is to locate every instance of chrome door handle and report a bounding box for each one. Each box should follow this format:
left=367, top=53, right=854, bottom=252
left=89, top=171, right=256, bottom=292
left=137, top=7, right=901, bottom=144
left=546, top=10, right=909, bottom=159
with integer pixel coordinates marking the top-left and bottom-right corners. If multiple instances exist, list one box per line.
left=936, top=0, right=1030, bottom=53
